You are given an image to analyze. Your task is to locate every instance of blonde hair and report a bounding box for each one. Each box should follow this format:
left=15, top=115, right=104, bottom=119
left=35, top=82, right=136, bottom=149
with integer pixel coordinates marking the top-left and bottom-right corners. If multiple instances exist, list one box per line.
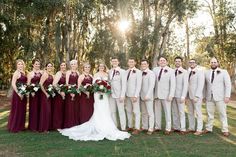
left=70, top=59, right=78, bottom=65
left=82, top=62, right=91, bottom=71
left=16, top=59, right=25, bottom=70
left=97, top=63, right=108, bottom=72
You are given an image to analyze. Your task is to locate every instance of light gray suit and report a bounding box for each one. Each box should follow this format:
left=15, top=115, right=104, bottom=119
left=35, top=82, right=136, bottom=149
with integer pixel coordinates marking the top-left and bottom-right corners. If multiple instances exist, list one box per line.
left=187, top=67, right=205, bottom=132
left=153, top=66, right=176, bottom=131
left=172, top=67, right=188, bottom=131
left=205, top=68, right=231, bottom=132
left=108, top=67, right=127, bottom=130
left=125, top=67, right=142, bottom=130
left=140, top=69, right=155, bottom=131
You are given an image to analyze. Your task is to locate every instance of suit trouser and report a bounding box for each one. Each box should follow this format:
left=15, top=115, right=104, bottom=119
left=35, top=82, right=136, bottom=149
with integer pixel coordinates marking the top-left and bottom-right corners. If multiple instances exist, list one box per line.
left=109, top=97, right=126, bottom=130
left=154, top=99, right=172, bottom=131
left=125, top=97, right=141, bottom=130
left=205, top=100, right=228, bottom=132
left=140, top=99, right=154, bottom=131
left=187, top=99, right=203, bottom=132
left=172, top=98, right=186, bottom=131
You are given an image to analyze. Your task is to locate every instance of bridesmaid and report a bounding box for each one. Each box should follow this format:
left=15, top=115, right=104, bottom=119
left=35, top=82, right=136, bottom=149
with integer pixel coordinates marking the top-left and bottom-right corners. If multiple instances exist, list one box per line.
left=8, top=59, right=27, bottom=133
left=78, top=63, right=94, bottom=124
left=39, top=62, right=54, bottom=132
left=27, top=59, right=42, bottom=132
left=52, top=61, right=67, bottom=129
left=64, top=59, right=80, bottom=128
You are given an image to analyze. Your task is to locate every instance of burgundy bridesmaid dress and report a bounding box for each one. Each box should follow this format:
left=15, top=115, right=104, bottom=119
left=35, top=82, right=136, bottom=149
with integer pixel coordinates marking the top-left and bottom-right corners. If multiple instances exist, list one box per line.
left=8, top=72, right=27, bottom=133
left=79, top=75, right=94, bottom=124
left=52, top=73, right=66, bottom=129
left=64, top=72, right=79, bottom=128
left=28, top=72, right=42, bottom=131
left=38, top=75, right=53, bottom=132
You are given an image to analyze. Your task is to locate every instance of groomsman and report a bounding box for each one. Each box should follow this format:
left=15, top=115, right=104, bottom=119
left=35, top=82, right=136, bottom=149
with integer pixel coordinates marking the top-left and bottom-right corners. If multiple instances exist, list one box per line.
left=172, top=56, right=188, bottom=134
left=204, top=57, right=231, bottom=137
left=108, top=56, right=127, bottom=131
left=153, top=56, right=176, bottom=135
left=125, top=58, right=142, bottom=134
left=140, top=59, right=155, bottom=135
left=187, top=59, right=205, bottom=135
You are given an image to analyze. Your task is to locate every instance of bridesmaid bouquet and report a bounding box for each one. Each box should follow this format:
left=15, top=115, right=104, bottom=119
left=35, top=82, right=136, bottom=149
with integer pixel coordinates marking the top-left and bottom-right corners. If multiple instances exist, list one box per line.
left=67, top=84, right=80, bottom=100
left=46, top=84, right=56, bottom=98
left=93, top=80, right=111, bottom=99
left=27, top=83, right=40, bottom=97
left=80, top=83, right=93, bottom=98
left=17, top=83, right=29, bottom=96
left=55, top=84, right=68, bottom=99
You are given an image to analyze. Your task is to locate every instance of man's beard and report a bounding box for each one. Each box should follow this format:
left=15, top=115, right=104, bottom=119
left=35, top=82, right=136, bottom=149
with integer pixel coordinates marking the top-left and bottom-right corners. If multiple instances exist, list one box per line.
left=211, top=66, right=217, bottom=70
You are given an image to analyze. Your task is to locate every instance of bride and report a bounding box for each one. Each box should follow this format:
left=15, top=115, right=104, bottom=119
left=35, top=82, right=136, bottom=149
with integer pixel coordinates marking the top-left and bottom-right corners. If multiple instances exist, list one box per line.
left=58, top=63, right=131, bottom=141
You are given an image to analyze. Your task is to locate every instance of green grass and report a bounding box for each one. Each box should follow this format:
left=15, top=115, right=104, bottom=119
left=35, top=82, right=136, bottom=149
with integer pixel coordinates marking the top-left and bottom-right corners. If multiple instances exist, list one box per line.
left=1, top=101, right=236, bottom=157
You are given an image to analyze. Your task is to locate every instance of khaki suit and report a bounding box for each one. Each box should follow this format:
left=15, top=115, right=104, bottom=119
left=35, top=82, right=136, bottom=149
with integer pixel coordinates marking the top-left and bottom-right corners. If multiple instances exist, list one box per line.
left=125, top=67, right=142, bottom=130
left=140, top=69, right=155, bottom=131
left=153, top=66, right=176, bottom=131
left=108, top=67, right=127, bottom=130
left=205, top=68, right=231, bottom=132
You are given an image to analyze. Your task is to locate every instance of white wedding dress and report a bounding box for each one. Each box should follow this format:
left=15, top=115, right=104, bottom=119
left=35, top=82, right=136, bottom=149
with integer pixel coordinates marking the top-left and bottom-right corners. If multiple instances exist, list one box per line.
left=58, top=77, right=130, bottom=141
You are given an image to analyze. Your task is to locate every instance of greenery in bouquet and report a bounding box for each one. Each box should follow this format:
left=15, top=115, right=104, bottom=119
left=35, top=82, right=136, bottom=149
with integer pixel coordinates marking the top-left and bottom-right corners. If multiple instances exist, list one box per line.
left=16, top=83, right=29, bottom=96
left=46, top=84, right=56, bottom=97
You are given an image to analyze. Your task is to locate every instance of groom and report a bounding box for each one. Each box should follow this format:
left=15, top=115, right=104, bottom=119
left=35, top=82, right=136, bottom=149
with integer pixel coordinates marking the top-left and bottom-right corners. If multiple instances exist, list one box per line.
left=109, top=56, right=127, bottom=131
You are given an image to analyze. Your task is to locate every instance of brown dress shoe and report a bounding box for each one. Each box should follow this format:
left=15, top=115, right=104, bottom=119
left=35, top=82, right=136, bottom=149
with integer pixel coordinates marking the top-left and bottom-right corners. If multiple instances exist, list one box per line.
left=164, top=130, right=171, bottom=135
left=186, top=129, right=195, bottom=133
left=223, top=132, right=229, bottom=137
left=172, top=129, right=180, bottom=133
left=126, top=128, right=134, bottom=132
left=147, top=131, right=153, bottom=135
left=132, top=129, right=140, bottom=135
left=140, top=128, right=148, bottom=132
left=203, top=130, right=212, bottom=134
left=194, top=131, right=202, bottom=136
left=179, top=131, right=186, bottom=135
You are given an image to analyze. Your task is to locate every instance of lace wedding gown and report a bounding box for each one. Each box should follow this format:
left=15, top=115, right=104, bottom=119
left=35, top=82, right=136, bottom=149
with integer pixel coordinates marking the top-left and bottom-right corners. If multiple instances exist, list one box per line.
left=58, top=77, right=130, bottom=141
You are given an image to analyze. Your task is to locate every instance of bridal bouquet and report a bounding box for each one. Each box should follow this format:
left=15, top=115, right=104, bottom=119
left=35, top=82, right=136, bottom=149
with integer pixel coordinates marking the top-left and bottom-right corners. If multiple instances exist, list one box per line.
left=93, top=79, right=111, bottom=99
left=27, top=83, right=40, bottom=96
left=46, top=84, right=56, bottom=98
left=17, top=83, right=29, bottom=96
left=79, top=83, right=93, bottom=98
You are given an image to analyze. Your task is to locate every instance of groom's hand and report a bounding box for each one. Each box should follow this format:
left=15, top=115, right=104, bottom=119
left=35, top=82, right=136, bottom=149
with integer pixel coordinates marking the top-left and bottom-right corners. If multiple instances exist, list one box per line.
left=119, top=97, right=124, bottom=103
left=131, top=97, right=137, bottom=103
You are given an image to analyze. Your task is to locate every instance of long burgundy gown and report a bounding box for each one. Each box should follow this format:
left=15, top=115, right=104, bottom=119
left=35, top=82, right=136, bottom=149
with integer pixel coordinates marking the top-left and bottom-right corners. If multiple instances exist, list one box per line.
left=8, top=72, right=27, bottom=133
left=52, top=73, right=66, bottom=129
left=28, top=72, right=42, bottom=131
left=79, top=75, right=94, bottom=124
left=38, top=75, right=53, bottom=132
left=64, top=72, right=79, bottom=128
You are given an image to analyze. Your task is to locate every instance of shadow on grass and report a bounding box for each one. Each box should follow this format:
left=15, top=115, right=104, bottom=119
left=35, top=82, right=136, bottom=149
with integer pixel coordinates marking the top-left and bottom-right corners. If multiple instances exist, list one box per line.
left=0, top=99, right=236, bottom=157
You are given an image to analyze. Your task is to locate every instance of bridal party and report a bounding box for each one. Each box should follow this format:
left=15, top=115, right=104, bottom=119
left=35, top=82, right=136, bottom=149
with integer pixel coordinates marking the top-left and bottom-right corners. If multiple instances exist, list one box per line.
left=7, top=56, right=232, bottom=139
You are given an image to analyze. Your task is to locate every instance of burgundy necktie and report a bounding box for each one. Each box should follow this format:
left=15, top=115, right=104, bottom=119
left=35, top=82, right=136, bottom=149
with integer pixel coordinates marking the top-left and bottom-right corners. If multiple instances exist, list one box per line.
left=112, top=70, right=116, bottom=79
left=188, top=71, right=193, bottom=81
left=211, top=70, right=215, bottom=83
left=127, top=70, right=131, bottom=80
left=158, top=68, right=163, bottom=81
left=175, top=69, right=178, bottom=76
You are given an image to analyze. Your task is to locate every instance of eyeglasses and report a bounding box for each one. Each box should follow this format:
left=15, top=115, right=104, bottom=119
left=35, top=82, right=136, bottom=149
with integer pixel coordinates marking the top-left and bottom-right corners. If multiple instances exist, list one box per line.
left=189, top=62, right=195, bottom=64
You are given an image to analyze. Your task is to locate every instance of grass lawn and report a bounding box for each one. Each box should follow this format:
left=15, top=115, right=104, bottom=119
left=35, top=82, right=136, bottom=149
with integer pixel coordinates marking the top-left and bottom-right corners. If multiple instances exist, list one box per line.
left=0, top=95, right=236, bottom=157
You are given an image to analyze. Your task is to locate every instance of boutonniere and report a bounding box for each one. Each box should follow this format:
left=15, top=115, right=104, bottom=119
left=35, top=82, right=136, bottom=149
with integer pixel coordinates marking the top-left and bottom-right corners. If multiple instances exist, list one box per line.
left=178, top=71, right=183, bottom=74
left=132, top=70, right=136, bottom=73
left=164, top=69, right=168, bottom=73
left=216, top=70, right=221, bottom=74
left=115, top=71, right=120, bottom=75
left=142, top=72, right=147, bottom=76
left=192, top=71, right=196, bottom=75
